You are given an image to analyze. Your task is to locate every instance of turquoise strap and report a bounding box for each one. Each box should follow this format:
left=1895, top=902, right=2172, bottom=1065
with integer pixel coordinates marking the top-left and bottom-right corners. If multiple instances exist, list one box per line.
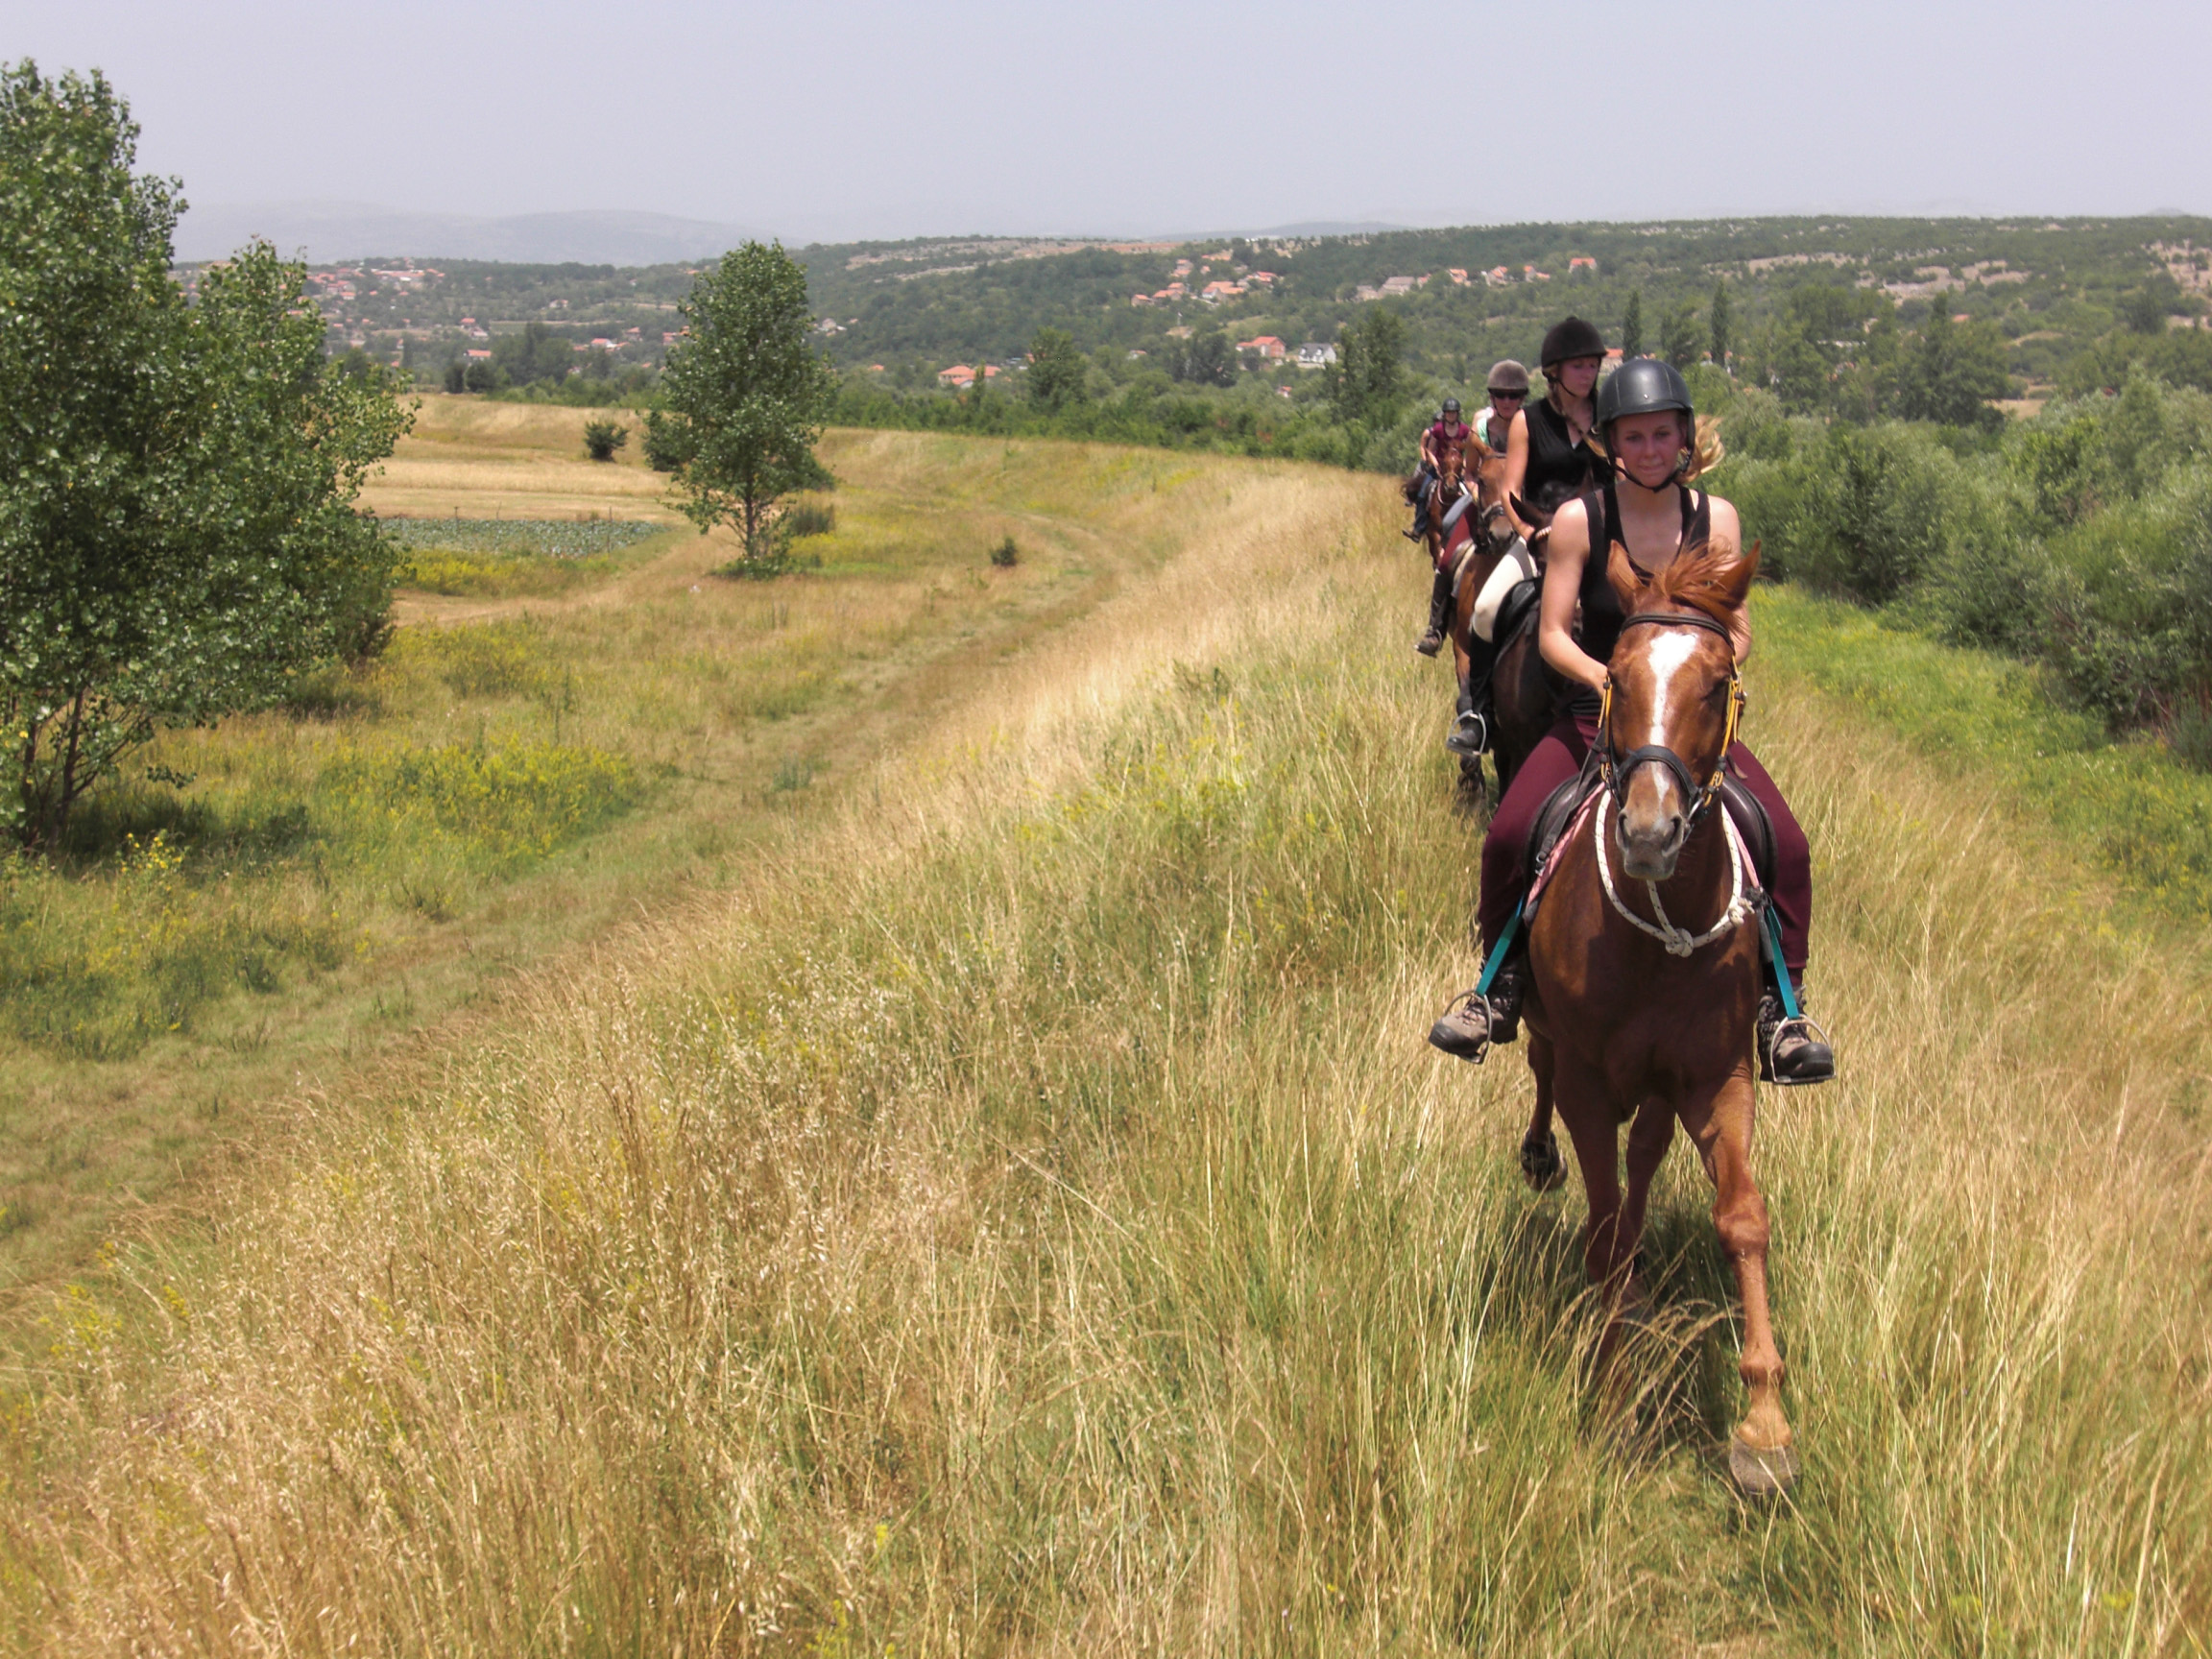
left=1760, top=905, right=1801, bottom=1019
left=1475, top=909, right=1522, bottom=997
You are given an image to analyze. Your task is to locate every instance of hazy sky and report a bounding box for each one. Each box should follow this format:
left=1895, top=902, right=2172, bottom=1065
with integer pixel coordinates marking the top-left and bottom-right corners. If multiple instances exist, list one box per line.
left=6, top=0, right=2208, bottom=241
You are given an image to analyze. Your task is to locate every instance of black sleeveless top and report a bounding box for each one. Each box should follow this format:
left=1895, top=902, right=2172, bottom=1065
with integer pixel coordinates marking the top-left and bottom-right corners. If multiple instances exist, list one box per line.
left=1522, top=397, right=1600, bottom=512
left=1565, top=481, right=1712, bottom=716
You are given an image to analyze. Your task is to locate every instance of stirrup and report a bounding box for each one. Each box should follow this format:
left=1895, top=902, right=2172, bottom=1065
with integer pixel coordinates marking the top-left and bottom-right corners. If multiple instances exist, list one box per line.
left=1428, top=987, right=1496, bottom=1065
left=1761, top=1012, right=1836, bottom=1087
left=1444, top=709, right=1488, bottom=756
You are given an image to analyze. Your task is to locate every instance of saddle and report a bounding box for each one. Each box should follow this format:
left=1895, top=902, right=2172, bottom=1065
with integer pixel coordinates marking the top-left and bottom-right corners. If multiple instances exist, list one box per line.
left=1520, top=756, right=1775, bottom=911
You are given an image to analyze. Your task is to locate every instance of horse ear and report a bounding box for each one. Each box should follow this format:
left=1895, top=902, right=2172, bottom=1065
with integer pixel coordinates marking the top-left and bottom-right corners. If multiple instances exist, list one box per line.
left=1715, top=540, right=1762, bottom=609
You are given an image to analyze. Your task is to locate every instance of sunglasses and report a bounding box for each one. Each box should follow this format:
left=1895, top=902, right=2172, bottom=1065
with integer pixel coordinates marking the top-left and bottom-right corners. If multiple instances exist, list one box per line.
left=1487, top=389, right=1526, bottom=401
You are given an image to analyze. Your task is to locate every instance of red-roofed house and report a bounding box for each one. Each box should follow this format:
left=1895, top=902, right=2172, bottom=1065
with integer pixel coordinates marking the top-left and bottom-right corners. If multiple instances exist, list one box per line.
left=1568, top=256, right=1598, bottom=274
left=1448, top=268, right=1470, bottom=285
left=1237, top=335, right=1286, bottom=361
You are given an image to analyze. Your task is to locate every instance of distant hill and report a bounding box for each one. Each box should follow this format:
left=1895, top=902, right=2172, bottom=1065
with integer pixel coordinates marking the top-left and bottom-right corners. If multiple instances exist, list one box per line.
left=175, top=203, right=770, bottom=266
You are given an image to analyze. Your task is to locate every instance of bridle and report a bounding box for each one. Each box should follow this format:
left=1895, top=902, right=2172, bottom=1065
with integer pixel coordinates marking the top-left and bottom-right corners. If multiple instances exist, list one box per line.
left=1596, top=611, right=1744, bottom=827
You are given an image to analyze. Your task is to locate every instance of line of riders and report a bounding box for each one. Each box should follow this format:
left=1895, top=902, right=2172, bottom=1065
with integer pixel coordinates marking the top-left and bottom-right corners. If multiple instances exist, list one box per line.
left=1403, top=316, right=1835, bottom=1088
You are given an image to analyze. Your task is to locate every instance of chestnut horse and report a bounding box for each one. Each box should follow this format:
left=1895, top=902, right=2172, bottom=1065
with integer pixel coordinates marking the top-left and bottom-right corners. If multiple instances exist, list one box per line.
left=1517, top=537, right=1799, bottom=1495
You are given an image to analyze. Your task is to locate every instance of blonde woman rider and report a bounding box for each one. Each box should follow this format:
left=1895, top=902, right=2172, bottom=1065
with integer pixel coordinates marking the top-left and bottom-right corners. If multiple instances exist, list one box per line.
left=1429, top=357, right=1834, bottom=1086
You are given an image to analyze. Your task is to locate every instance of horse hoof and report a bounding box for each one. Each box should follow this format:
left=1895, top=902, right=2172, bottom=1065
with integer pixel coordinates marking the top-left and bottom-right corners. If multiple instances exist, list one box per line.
left=1728, top=1433, right=1800, bottom=1498
left=1520, top=1131, right=1566, bottom=1192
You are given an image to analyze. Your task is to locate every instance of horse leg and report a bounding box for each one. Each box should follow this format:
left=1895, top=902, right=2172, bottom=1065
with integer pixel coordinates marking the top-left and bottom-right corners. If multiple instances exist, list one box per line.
left=1520, top=1031, right=1566, bottom=1191
left=1613, top=1098, right=1676, bottom=1321
left=1683, top=1076, right=1799, bottom=1496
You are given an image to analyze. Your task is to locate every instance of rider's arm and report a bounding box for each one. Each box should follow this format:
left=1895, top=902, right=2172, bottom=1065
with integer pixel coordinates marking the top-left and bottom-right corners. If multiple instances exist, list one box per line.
left=1503, top=410, right=1534, bottom=540
left=1538, top=499, right=1610, bottom=693
left=1710, top=498, right=1753, bottom=665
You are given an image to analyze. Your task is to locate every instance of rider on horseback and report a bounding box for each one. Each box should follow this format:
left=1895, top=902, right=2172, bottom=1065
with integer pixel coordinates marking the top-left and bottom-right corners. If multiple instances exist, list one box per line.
left=1504, top=318, right=1606, bottom=536
left=1428, top=357, right=1836, bottom=1086
left=1471, top=359, right=1529, bottom=451
left=1406, top=397, right=1472, bottom=546
left=1410, top=397, right=1478, bottom=658
left=1431, top=360, right=1537, bottom=747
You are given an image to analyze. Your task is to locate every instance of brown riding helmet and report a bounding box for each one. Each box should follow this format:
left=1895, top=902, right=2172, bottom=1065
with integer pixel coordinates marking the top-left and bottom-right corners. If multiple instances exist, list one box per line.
left=1538, top=316, right=1606, bottom=370
left=1485, top=359, right=1529, bottom=396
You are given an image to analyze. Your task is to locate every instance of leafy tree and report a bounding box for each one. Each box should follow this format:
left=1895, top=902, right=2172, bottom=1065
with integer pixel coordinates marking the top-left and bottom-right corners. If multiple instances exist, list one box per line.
left=1753, top=318, right=1837, bottom=414
left=1709, top=280, right=1732, bottom=371
left=463, top=360, right=498, bottom=394
left=0, top=62, right=411, bottom=846
left=1173, top=327, right=1236, bottom=388
left=583, top=419, right=628, bottom=461
left=1892, top=309, right=2010, bottom=428
left=1027, top=325, right=1088, bottom=411
left=1659, top=301, right=1702, bottom=369
left=1620, top=291, right=1645, bottom=360
left=641, top=407, right=693, bottom=472
left=1328, top=307, right=1407, bottom=423
left=443, top=358, right=468, bottom=394
left=657, top=241, right=836, bottom=565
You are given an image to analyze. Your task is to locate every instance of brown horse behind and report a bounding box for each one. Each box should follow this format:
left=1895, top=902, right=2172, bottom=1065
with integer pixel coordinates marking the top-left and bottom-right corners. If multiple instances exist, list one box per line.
left=1517, top=537, right=1799, bottom=1495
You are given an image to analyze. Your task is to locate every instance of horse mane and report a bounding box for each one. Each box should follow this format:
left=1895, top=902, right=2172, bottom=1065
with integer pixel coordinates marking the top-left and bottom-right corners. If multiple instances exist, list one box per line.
left=1605, top=535, right=1761, bottom=623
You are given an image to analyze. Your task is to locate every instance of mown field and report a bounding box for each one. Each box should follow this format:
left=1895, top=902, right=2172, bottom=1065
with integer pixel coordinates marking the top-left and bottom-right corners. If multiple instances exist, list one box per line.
left=3, top=425, right=2209, bottom=1654
left=0, top=401, right=1214, bottom=1292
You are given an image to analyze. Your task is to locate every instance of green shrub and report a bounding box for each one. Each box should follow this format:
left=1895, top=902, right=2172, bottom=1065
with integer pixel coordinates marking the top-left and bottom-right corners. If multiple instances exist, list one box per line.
left=582, top=419, right=628, bottom=462
left=783, top=499, right=835, bottom=538
left=990, top=535, right=1019, bottom=568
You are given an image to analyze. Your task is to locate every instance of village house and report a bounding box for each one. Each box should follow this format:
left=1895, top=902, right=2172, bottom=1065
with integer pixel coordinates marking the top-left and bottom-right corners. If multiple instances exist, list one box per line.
left=1448, top=268, right=1470, bottom=285
left=1524, top=265, right=1551, bottom=281
left=936, top=364, right=1001, bottom=389
left=1236, top=335, right=1286, bottom=361
left=1296, top=343, right=1337, bottom=370
left=1483, top=267, right=1510, bottom=286
left=1568, top=256, right=1598, bottom=274
left=1200, top=279, right=1244, bottom=302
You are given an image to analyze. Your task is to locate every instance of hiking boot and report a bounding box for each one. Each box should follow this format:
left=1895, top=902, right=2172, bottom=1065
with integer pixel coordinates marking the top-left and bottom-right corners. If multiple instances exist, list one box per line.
left=1444, top=709, right=1488, bottom=755
left=1402, top=524, right=1425, bottom=541
left=1429, top=962, right=1524, bottom=1063
left=1758, top=989, right=1835, bottom=1086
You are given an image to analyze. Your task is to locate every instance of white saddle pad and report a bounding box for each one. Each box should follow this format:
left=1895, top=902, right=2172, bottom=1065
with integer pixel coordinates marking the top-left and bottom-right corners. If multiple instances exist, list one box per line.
left=1473, top=540, right=1539, bottom=644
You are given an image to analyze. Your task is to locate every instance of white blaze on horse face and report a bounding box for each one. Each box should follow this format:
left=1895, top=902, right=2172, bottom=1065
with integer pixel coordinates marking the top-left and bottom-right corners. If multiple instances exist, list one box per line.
left=1642, top=630, right=1702, bottom=753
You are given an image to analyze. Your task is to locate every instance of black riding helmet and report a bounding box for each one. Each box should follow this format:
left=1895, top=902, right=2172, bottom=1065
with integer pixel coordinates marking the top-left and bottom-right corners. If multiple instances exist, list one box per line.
left=1538, top=316, right=1605, bottom=370
left=1441, top=396, right=1461, bottom=416
left=1594, top=356, right=1695, bottom=435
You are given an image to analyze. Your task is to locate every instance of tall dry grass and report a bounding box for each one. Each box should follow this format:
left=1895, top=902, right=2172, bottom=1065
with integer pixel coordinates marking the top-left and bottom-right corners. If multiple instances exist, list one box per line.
left=3, top=457, right=2208, bottom=1654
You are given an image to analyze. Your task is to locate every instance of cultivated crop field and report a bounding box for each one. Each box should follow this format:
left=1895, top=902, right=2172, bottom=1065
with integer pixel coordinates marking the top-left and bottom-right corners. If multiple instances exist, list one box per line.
left=2, top=423, right=2207, bottom=1654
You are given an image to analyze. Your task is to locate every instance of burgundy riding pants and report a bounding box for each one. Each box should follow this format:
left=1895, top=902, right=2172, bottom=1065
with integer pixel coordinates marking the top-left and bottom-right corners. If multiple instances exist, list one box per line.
left=1476, top=710, right=1812, bottom=979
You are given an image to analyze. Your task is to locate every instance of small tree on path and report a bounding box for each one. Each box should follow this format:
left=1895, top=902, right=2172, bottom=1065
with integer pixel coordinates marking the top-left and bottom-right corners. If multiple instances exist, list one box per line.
left=658, top=241, right=834, bottom=566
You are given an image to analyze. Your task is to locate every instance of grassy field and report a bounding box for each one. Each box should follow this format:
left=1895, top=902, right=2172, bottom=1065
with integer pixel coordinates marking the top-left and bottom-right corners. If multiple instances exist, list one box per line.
left=3, top=426, right=2209, bottom=1653
left=0, top=400, right=1237, bottom=1294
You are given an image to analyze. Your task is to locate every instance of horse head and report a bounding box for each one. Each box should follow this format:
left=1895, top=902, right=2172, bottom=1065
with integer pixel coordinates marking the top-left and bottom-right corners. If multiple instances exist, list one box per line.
left=1601, top=539, right=1761, bottom=881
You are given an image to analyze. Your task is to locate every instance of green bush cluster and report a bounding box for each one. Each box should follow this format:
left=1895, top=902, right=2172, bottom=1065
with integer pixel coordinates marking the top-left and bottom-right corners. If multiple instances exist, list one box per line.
left=1717, top=371, right=2212, bottom=754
